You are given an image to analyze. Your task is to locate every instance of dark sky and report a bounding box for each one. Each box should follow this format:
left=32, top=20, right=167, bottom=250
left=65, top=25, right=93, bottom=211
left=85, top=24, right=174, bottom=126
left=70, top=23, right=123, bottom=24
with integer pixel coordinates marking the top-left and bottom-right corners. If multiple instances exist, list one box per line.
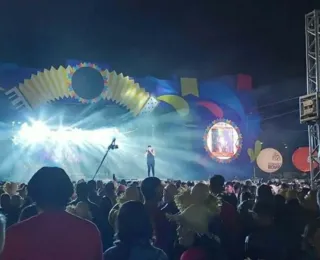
left=0, top=0, right=319, bottom=84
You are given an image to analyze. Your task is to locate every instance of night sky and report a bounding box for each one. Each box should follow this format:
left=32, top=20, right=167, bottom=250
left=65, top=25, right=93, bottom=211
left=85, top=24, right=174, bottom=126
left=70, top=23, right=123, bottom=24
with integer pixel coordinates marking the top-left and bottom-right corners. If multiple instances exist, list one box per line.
left=0, top=0, right=319, bottom=84
left=0, top=1, right=319, bottom=134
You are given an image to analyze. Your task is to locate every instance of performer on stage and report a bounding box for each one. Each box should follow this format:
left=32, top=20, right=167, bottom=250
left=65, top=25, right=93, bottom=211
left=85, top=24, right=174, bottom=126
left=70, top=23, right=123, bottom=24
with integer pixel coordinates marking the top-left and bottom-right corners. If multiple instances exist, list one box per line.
left=145, top=145, right=155, bottom=177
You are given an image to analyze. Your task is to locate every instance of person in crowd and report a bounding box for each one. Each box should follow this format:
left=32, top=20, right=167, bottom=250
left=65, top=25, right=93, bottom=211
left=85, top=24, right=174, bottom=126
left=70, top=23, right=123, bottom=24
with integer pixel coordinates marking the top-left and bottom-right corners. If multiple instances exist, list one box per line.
left=238, top=191, right=254, bottom=238
left=104, top=181, right=117, bottom=206
left=1, top=167, right=103, bottom=260
left=256, top=184, right=274, bottom=204
left=162, top=183, right=178, bottom=213
left=167, top=183, right=226, bottom=260
left=224, top=181, right=238, bottom=208
left=103, top=200, right=168, bottom=260
left=0, top=214, right=5, bottom=254
left=161, top=183, right=179, bottom=258
left=67, top=201, right=93, bottom=220
left=17, top=184, right=28, bottom=205
left=283, top=192, right=307, bottom=259
left=116, top=184, right=126, bottom=196
left=69, top=181, right=101, bottom=224
left=8, top=194, right=22, bottom=225
left=304, top=190, right=319, bottom=222
left=141, top=177, right=172, bottom=255
left=97, top=180, right=104, bottom=192
left=0, top=193, right=11, bottom=216
left=301, top=218, right=320, bottom=259
left=19, top=201, right=38, bottom=221
left=245, top=200, right=287, bottom=260
left=316, top=189, right=320, bottom=211
left=209, top=175, right=242, bottom=259
left=0, top=193, right=18, bottom=227
left=3, top=182, right=18, bottom=196
left=108, top=185, right=140, bottom=230
left=99, top=183, right=115, bottom=251
left=88, top=179, right=101, bottom=205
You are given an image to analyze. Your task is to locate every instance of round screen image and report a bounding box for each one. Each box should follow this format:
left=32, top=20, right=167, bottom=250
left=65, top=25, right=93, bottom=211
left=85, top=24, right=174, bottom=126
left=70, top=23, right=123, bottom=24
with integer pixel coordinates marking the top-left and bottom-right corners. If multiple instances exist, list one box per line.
left=67, top=63, right=109, bottom=104
left=203, top=119, right=242, bottom=163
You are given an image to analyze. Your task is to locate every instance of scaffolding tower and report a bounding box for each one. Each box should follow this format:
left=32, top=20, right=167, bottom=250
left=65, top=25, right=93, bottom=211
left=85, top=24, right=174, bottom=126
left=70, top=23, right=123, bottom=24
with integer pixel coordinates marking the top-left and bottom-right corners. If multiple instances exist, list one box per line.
left=300, top=10, right=320, bottom=189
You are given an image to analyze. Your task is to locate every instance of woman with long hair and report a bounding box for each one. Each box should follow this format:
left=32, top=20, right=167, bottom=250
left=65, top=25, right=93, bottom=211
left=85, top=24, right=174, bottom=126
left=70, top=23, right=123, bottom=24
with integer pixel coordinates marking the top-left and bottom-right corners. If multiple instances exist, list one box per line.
left=104, top=200, right=167, bottom=260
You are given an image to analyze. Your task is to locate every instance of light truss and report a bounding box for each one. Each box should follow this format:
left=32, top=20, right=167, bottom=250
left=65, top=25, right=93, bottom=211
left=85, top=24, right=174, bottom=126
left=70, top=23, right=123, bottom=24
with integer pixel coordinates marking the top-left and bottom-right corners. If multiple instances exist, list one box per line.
left=300, top=10, right=320, bottom=188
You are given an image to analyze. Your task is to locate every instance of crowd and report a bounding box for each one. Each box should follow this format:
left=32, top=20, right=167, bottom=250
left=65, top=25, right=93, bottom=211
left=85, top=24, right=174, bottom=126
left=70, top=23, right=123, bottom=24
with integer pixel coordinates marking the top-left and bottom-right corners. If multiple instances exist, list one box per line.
left=0, top=167, right=319, bottom=259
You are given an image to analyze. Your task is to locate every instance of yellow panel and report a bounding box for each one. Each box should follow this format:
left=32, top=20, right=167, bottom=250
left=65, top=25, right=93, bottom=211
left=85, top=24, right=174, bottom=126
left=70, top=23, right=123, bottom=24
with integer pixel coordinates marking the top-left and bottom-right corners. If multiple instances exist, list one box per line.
left=107, top=71, right=119, bottom=101
left=16, top=65, right=152, bottom=116
left=157, top=95, right=189, bottom=116
left=30, top=74, right=49, bottom=102
left=19, top=83, right=37, bottom=108
left=23, top=78, right=43, bottom=107
left=132, top=87, right=150, bottom=115
left=56, top=66, right=69, bottom=98
left=180, top=77, right=199, bottom=97
left=36, top=71, right=54, bottom=101
left=43, top=69, right=58, bottom=99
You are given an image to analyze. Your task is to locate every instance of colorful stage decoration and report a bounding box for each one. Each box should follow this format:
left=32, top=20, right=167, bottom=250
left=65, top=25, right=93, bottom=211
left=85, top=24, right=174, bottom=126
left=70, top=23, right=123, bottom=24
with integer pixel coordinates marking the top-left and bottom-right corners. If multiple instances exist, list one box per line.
left=256, top=148, right=283, bottom=173
left=180, top=77, right=199, bottom=97
left=247, top=140, right=263, bottom=178
left=8, top=63, right=155, bottom=116
left=157, top=78, right=224, bottom=118
left=156, top=95, right=190, bottom=117
left=197, top=101, right=224, bottom=118
left=203, top=119, right=243, bottom=163
left=66, top=63, right=109, bottom=104
left=247, top=140, right=262, bottom=163
left=292, top=147, right=318, bottom=173
left=0, top=61, right=260, bottom=179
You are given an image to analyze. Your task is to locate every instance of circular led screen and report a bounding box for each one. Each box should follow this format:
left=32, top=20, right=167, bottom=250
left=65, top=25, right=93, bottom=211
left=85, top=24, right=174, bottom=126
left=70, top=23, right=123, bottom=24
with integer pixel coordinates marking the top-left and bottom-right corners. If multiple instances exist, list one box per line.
left=203, top=119, right=242, bottom=163
left=67, top=63, right=109, bottom=104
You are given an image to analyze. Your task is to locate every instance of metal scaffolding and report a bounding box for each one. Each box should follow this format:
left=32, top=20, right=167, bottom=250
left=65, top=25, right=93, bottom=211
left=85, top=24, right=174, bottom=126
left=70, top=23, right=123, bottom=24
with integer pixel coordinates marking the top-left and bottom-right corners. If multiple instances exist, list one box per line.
left=300, top=10, right=320, bottom=189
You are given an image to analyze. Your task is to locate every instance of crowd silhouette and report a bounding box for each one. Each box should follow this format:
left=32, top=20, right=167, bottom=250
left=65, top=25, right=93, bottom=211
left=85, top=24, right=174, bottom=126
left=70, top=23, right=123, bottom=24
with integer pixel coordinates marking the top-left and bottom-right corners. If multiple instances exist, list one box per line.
left=0, top=167, right=318, bottom=259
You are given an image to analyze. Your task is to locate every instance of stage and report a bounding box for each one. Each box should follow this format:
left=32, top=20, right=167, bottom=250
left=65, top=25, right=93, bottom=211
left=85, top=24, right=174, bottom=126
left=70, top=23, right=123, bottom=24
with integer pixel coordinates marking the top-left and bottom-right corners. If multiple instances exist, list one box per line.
left=0, top=61, right=260, bottom=181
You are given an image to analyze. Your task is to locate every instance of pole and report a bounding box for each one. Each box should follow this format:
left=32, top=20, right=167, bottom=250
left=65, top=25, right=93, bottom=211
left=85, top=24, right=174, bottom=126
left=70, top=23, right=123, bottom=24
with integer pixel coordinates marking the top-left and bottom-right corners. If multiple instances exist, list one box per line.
left=92, top=138, right=116, bottom=180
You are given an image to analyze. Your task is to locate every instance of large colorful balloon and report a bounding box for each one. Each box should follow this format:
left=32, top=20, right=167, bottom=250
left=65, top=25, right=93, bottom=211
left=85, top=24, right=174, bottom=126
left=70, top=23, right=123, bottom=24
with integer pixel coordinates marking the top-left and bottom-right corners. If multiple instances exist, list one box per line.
left=292, top=147, right=318, bottom=172
left=256, top=148, right=283, bottom=173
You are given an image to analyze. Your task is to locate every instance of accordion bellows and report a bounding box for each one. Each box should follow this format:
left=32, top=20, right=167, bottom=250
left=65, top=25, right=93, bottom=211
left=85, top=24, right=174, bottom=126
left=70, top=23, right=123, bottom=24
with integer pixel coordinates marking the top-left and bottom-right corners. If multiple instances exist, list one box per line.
left=18, top=66, right=150, bottom=116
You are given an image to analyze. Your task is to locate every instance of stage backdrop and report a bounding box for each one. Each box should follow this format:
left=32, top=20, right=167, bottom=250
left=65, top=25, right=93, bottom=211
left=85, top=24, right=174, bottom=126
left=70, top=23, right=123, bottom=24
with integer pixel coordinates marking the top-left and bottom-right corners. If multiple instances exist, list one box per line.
left=0, top=61, right=260, bottom=180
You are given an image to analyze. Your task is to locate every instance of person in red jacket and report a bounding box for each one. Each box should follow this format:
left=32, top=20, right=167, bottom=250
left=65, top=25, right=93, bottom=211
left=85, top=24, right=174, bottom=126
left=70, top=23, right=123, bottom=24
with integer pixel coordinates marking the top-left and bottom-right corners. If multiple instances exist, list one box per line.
left=1, top=167, right=103, bottom=260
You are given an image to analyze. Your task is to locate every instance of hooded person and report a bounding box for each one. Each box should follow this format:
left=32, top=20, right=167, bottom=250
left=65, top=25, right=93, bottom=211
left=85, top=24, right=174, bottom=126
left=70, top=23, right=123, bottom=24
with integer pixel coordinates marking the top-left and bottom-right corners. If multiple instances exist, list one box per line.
left=1, top=167, right=103, bottom=260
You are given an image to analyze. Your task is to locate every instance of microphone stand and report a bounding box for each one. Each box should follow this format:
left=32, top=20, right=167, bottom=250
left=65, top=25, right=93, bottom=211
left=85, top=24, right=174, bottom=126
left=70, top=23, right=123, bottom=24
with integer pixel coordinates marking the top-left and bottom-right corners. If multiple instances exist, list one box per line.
left=92, top=138, right=116, bottom=180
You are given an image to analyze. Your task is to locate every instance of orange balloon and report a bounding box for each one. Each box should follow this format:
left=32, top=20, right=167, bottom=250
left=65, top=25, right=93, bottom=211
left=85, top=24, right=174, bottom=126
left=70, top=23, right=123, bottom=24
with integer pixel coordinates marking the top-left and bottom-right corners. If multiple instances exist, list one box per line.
left=292, top=147, right=318, bottom=173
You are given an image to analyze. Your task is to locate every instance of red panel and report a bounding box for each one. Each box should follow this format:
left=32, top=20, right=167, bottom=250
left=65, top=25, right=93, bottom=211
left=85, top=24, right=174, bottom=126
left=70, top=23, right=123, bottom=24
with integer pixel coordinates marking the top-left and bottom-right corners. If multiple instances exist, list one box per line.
left=237, top=74, right=252, bottom=90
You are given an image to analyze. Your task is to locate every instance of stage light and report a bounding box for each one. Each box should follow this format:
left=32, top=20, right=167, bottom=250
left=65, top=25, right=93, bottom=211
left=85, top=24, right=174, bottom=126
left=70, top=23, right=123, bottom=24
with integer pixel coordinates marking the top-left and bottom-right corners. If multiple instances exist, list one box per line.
left=12, top=121, right=121, bottom=147
left=13, top=121, right=50, bottom=145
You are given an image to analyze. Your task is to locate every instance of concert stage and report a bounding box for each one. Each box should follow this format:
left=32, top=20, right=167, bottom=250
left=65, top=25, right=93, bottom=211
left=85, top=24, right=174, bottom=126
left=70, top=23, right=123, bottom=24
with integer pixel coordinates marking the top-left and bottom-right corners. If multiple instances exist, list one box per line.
left=0, top=61, right=260, bottom=181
